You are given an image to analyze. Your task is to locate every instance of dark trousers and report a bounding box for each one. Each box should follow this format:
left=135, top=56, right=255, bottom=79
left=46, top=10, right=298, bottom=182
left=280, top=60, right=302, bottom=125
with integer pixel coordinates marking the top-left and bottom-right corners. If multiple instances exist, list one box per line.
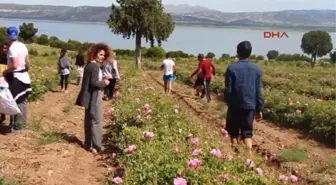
left=104, top=79, right=117, bottom=98
left=0, top=114, right=5, bottom=124
left=60, top=74, right=69, bottom=90
left=201, top=78, right=211, bottom=101
left=225, top=107, right=255, bottom=139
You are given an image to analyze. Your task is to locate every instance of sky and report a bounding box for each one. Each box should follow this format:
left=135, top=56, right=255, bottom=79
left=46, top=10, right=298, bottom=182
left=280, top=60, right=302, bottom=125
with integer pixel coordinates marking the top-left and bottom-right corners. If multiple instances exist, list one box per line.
left=0, top=0, right=335, bottom=12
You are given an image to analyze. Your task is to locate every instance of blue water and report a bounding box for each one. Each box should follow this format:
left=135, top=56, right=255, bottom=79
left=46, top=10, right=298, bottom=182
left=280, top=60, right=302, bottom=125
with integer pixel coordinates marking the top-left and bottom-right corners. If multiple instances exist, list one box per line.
left=1, top=19, right=335, bottom=57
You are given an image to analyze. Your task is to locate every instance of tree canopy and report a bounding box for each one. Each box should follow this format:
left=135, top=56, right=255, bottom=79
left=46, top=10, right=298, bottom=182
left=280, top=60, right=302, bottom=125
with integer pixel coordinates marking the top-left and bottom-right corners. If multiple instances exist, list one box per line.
left=206, top=52, right=215, bottom=59
left=266, top=50, right=279, bottom=60
left=301, top=30, right=333, bottom=67
left=106, top=0, right=175, bottom=67
left=19, top=23, right=38, bottom=42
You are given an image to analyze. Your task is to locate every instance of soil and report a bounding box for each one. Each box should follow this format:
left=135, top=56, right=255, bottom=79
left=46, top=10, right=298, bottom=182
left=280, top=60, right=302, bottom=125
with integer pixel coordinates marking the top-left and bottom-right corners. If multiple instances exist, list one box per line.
left=0, top=84, right=111, bottom=185
left=146, top=70, right=336, bottom=185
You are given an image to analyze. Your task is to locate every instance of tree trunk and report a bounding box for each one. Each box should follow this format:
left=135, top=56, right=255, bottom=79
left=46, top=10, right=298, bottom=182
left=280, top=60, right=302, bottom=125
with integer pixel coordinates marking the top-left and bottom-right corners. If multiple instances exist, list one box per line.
left=150, top=39, right=154, bottom=48
left=135, top=32, right=142, bottom=68
left=310, top=54, right=316, bottom=68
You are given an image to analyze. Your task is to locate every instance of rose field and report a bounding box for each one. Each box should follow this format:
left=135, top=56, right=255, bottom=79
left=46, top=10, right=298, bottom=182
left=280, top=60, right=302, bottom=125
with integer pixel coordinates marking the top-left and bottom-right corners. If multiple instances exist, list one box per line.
left=143, top=58, right=336, bottom=146
left=0, top=45, right=335, bottom=185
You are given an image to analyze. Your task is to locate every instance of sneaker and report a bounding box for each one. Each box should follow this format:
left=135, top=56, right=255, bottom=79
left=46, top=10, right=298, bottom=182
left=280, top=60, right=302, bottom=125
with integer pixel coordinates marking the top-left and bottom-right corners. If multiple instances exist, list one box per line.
left=64, top=90, right=68, bottom=94
left=10, top=128, right=22, bottom=134
left=90, top=148, right=98, bottom=154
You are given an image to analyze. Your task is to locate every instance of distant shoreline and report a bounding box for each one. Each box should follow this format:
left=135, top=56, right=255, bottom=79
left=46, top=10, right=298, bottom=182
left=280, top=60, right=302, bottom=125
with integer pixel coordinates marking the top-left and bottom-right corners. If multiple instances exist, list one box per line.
left=0, top=18, right=335, bottom=32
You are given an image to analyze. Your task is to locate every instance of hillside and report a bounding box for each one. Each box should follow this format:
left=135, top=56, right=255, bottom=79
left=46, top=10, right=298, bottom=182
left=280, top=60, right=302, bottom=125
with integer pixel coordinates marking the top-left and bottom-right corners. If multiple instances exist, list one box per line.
left=0, top=3, right=335, bottom=29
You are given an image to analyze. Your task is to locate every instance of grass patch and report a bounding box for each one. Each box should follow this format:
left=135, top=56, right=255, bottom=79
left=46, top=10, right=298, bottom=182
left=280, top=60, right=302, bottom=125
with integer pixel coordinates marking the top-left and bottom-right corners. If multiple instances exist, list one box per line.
left=62, top=104, right=73, bottom=115
left=0, top=177, right=23, bottom=185
left=37, top=132, right=68, bottom=146
left=30, top=118, right=44, bottom=132
left=314, top=157, right=336, bottom=174
left=279, top=147, right=307, bottom=163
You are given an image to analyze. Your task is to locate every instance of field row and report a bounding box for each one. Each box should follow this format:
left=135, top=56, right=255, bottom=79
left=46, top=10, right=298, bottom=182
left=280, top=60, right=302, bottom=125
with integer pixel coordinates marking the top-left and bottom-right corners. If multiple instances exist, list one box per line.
left=105, top=63, right=293, bottom=185
left=143, top=61, right=336, bottom=145
left=147, top=59, right=335, bottom=100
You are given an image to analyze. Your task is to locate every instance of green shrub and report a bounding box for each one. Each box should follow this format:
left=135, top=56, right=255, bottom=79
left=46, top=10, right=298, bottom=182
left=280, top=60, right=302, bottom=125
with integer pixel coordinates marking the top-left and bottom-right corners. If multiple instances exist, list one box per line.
left=114, top=49, right=136, bottom=56
left=220, top=53, right=230, bottom=60
left=37, top=34, right=49, bottom=46
left=166, top=50, right=189, bottom=58
left=29, top=48, right=39, bottom=56
left=145, top=47, right=166, bottom=58
left=266, top=50, right=279, bottom=60
left=256, top=55, right=265, bottom=60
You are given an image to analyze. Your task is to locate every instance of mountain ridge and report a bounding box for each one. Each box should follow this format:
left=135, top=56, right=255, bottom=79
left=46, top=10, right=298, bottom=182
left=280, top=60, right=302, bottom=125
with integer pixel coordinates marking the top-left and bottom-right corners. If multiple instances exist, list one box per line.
left=0, top=3, right=335, bottom=29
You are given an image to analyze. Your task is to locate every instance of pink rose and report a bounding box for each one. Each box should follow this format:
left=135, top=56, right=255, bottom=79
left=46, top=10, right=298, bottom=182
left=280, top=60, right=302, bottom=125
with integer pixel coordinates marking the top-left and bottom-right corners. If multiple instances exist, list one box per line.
left=192, top=149, right=202, bottom=156
left=144, top=104, right=150, bottom=111
left=210, top=149, right=223, bottom=158
left=187, top=159, right=201, bottom=169
left=174, top=177, right=187, bottom=185
left=112, top=177, right=123, bottom=184
left=143, top=131, right=154, bottom=139
left=125, top=145, right=136, bottom=153
left=191, top=137, right=200, bottom=145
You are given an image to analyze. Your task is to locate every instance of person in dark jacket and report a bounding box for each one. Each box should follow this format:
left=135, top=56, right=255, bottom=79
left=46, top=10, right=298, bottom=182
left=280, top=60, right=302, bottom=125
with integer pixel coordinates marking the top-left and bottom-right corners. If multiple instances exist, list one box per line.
left=75, top=49, right=85, bottom=85
left=76, top=43, right=111, bottom=154
left=224, top=41, right=263, bottom=155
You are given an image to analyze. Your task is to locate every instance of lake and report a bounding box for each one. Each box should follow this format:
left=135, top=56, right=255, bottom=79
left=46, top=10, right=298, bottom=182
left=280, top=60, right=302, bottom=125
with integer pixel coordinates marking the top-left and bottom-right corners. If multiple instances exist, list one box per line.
left=1, top=19, right=335, bottom=57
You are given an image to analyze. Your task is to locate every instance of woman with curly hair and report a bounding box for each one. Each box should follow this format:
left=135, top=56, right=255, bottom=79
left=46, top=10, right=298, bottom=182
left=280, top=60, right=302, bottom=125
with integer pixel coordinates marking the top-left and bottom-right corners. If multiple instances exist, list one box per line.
left=76, top=43, right=111, bottom=153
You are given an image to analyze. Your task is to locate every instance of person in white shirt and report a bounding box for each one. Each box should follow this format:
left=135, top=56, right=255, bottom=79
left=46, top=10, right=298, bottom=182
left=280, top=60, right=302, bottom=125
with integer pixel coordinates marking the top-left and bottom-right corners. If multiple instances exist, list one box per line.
left=2, top=26, right=32, bottom=133
left=161, top=53, right=176, bottom=94
left=102, top=52, right=120, bottom=101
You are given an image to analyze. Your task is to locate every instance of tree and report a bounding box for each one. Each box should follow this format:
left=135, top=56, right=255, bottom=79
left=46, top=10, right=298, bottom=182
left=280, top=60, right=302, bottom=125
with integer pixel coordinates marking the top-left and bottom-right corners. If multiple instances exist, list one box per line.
left=37, top=34, right=49, bottom=45
left=206, top=52, right=215, bottom=59
left=107, top=0, right=175, bottom=68
left=330, top=50, right=336, bottom=64
left=266, top=50, right=279, bottom=60
left=221, top=53, right=230, bottom=60
left=256, top=55, right=264, bottom=60
left=19, top=23, right=38, bottom=42
left=301, top=30, right=333, bottom=68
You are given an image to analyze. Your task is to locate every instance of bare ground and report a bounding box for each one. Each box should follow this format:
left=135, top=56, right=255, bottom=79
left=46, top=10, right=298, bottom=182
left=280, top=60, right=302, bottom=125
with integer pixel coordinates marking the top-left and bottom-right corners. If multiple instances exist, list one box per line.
left=0, top=84, right=111, bottom=185
left=146, top=70, right=336, bottom=185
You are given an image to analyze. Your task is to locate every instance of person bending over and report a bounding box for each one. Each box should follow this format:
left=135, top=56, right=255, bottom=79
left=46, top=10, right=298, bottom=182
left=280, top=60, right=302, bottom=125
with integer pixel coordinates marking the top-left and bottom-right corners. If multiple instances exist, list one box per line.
left=190, top=54, right=215, bottom=102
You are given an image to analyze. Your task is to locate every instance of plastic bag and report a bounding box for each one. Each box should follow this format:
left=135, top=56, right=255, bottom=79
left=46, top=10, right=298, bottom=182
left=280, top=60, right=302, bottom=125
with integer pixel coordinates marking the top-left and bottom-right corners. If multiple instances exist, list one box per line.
left=0, top=77, right=8, bottom=88
left=0, top=77, right=21, bottom=115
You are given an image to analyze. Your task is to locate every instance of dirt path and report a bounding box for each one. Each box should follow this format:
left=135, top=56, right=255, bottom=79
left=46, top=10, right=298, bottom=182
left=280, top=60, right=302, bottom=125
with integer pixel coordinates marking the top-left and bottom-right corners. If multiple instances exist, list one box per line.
left=0, top=84, right=110, bottom=185
left=146, top=70, right=336, bottom=185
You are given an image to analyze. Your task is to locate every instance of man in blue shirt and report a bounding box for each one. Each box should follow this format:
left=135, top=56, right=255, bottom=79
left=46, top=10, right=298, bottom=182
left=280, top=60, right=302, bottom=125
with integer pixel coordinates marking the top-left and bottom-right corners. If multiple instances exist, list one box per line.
left=224, top=41, right=263, bottom=154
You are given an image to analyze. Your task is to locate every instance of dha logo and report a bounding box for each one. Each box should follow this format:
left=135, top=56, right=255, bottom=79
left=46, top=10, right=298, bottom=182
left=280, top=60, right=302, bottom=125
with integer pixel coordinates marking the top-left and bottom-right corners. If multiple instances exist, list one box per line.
left=263, top=32, right=289, bottom=38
